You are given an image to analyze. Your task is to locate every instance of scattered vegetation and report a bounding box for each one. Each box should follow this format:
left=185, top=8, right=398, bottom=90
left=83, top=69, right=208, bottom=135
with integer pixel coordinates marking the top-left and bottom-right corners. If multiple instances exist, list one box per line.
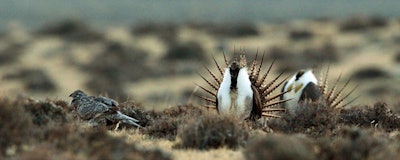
left=3, top=90, right=400, bottom=159
left=395, top=51, right=400, bottom=63
left=3, top=68, right=57, bottom=93
left=1, top=18, right=400, bottom=159
left=340, top=16, right=388, bottom=32
left=84, top=41, right=150, bottom=98
left=187, top=22, right=259, bottom=37
left=289, top=29, right=314, bottom=41
left=0, top=43, right=25, bottom=66
left=84, top=78, right=128, bottom=100
left=351, top=67, right=391, bottom=80
left=164, top=41, right=206, bottom=62
left=267, top=42, right=339, bottom=73
left=210, top=22, right=260, bottom=38
left=35, top=19, right=104, bottom=42
left=87, top=41, right=150, bottom=82
left=132, top=22, right=178, bottom=43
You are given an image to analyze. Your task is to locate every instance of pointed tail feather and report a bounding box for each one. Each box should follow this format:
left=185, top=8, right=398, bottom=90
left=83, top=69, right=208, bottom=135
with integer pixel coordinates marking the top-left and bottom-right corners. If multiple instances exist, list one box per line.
left=115, top=111, right=141, bottom=127
left=116, top=111, right=139, bottom=122
left=120, top=119, right=142, bottom=128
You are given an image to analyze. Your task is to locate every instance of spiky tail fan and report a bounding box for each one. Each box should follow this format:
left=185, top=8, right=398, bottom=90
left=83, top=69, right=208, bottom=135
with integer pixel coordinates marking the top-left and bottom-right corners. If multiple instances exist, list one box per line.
left=198, top=51, right=288, bottom=119
left=319, top=66, right=359, bottom=108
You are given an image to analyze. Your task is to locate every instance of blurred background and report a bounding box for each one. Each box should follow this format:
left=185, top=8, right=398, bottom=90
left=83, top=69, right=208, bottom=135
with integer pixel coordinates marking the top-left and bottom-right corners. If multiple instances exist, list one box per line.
left=0, top=1, right=399, bottom=110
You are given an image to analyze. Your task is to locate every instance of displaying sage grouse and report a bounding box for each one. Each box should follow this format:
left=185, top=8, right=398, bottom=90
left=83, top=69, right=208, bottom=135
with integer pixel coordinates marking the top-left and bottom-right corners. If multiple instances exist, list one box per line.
left=69, top=90, right=141, bottom=128
left=197, top=51, right=289, bottom=121
left=281, top=68, right=358, bottom=115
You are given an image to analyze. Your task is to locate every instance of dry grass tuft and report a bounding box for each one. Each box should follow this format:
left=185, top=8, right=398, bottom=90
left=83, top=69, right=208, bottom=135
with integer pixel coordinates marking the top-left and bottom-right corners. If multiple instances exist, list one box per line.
left=142, top=105, right=207, bottom=140
left=338, top=102, right=400, bottom=131
left=268, top=100, right=337, bottom=137
left=176, top=115, right=249, bottom=150
left=118, top=101, right=153, bottom=127
left=23, top=100, right=69, bottom=126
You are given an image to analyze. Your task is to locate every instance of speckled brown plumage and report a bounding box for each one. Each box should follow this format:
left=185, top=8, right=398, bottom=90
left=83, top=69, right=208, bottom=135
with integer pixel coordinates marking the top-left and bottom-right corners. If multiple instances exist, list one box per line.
left=69, top=90, right=141, bottom=127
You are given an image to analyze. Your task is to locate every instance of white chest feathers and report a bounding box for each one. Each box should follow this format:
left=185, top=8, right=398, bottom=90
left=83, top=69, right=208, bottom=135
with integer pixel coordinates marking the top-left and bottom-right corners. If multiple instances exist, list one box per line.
left=217, top=67, right=253, bottom=119
left=282, top=70, right=318, bottom=114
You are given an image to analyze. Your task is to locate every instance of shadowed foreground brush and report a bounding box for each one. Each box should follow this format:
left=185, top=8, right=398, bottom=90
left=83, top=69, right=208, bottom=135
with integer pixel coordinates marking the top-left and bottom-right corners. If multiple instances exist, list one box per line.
left=244, top=134, right=316, bottom=160
left=18, top=143, right=83, bottom=160
left=245, top=127, right=399, bottom=160
left=23, top=125, right=171, bottom=160
left=319, top=127, right=395, bottom=160
left=1, top=96, right=171, bottom=160
left=176, top=115, right=249, bottom=150
left=0, top=98, right=33, bottom=156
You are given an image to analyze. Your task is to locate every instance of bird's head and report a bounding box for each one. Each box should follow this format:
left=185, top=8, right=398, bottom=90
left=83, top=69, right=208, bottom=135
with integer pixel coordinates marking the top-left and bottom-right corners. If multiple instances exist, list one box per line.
left=229, top=61, right=240, bottom=76
left=286, top=70, right=317, bottom=94
left=69, top=90, right=87, bottom=99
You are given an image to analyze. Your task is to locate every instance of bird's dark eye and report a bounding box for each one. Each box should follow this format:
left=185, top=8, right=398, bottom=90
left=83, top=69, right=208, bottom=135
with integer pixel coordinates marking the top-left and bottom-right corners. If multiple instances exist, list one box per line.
left=295, top=71, right=305, bottom=80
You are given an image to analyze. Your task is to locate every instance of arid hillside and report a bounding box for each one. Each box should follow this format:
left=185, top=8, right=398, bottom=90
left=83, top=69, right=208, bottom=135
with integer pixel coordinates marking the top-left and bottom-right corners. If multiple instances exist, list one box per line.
left=1, top=16, right=400, bottom=159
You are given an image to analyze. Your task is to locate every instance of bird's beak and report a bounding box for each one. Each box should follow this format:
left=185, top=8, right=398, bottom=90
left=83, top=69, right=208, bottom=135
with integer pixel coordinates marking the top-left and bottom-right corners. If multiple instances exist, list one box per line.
left=69, top=93, right=73, bottom=97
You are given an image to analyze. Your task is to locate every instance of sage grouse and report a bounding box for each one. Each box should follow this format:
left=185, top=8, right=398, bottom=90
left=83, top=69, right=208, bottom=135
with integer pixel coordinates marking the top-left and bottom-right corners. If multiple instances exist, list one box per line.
left=197, top=51, right=289, bottom=121
left=281, top=68, right=358, bottom=115
left=69, top=90, right=141, bottom=128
